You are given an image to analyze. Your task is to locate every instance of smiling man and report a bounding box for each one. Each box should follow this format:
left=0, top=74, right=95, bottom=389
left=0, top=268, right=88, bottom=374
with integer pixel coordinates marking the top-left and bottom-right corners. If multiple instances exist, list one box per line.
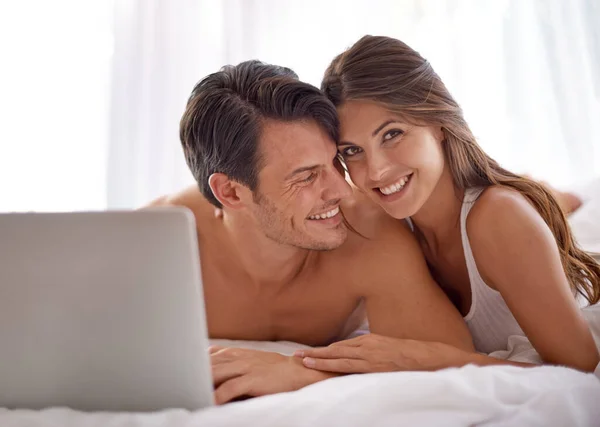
left=148, top=60, right=473, bottom=404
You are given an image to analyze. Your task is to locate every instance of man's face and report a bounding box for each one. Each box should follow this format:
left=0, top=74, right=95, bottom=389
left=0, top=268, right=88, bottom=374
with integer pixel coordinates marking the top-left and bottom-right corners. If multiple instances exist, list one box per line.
left=249, top=119, right=352, bottom=250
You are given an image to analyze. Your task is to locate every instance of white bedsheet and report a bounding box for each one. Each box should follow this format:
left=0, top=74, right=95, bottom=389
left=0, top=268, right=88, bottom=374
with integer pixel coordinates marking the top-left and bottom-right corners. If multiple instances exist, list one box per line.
left=1, top=365, right=598, bottom=427
left=2, top=305, right=599, bottom=427
left=2, top=298, right=599, bottom=426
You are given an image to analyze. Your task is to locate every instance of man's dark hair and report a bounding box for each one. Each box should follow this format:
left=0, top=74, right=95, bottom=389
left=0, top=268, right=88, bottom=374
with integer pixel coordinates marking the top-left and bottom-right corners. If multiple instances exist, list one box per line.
left=180, top=60, right=340, bottom=208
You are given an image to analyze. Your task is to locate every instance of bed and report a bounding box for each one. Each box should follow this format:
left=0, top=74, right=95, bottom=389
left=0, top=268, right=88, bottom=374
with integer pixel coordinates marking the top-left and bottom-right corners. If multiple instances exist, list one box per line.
left=2, top=182, right=599, bottom=426
left=1, top=304, right=599, bottom=427
left=0, top=365, right=598, bottom=427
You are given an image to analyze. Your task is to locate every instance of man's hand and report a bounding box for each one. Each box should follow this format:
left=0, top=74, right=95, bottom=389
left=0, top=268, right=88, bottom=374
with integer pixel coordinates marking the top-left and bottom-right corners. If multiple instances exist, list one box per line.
left=210, top=346, right=336, bottom=404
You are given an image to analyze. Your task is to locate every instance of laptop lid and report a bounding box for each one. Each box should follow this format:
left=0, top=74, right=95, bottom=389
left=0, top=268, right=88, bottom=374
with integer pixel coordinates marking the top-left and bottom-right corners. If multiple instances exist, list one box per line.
left=0, top=209, right=214, bottom=411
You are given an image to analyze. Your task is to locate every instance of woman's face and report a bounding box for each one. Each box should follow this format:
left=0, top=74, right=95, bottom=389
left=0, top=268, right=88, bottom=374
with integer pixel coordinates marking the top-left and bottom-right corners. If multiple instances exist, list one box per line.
left=337, top=100, right=446, bottom=219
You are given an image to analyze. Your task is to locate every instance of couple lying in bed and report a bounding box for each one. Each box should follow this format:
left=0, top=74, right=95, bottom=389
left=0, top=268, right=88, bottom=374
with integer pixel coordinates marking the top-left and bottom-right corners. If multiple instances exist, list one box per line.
left=149, top=35, right=600, bottom=404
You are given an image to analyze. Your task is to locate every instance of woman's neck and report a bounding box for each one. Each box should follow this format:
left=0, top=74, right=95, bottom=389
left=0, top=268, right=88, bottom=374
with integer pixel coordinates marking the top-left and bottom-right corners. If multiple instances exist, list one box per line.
left=410, top=166, right=464, bottom=254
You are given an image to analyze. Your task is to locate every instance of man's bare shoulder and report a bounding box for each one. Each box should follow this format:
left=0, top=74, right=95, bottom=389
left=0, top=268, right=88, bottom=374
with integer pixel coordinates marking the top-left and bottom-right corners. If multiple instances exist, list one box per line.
left=324, top=187, right=420, bottom=286
left=327, top=188, right=436, bottom=299
left=143, top=185, right=217, bottom=233
left=339, top=186, right=413, bottom=248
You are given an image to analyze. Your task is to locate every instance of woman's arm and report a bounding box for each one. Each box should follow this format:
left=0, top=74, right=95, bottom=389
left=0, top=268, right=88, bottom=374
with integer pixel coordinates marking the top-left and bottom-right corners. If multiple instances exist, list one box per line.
left=466, top=187, right=598, bottom=372
left=297, top=186, right=598, bottom=374
left=294, top=333, right=541, bottom=374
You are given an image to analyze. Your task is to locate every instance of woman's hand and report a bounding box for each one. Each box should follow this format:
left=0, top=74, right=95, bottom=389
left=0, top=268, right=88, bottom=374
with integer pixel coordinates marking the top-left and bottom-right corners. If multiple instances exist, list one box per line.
left=294, top=334, right=471, bottom=374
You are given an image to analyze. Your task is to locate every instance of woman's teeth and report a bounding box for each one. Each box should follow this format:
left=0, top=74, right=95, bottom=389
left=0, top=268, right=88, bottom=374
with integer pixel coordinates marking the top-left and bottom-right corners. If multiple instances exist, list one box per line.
left=379, top=175, right=411, bottom=196
left=308, top=206, right=340, bottom=220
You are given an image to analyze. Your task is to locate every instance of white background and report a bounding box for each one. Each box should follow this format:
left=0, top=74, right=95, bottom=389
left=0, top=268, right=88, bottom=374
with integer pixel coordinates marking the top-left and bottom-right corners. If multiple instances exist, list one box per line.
left=1, top=0, right=599, bottom=212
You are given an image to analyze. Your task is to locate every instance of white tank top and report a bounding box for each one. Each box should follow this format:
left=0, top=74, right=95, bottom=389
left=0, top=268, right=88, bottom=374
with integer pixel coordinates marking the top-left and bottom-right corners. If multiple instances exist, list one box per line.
left=407, top=187, right=525, bottom=354
left=460, top=188, right=525, bottom=354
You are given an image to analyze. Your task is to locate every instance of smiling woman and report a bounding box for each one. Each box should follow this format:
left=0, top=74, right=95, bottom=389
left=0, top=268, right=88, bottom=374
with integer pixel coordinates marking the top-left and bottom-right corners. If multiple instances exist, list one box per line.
left=336, top=106, right=444, bottom=213
left=296, top=35, right=600, bottom=374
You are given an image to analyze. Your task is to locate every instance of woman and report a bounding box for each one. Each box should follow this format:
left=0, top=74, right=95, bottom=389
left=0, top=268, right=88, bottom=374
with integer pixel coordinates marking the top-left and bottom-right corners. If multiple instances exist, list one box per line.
left=296, top=35, right=600, bottom=372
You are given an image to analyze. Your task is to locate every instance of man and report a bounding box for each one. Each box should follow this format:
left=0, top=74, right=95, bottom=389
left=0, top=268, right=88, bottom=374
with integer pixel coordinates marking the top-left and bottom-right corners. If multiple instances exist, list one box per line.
left=148, top=60, right=473, bottom=404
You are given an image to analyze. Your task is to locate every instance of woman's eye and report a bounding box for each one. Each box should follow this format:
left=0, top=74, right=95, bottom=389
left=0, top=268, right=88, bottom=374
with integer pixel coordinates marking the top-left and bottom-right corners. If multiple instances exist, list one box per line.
left=383, top=129, right=403, bottom=141
left=341, top=146, right=363, bottom=157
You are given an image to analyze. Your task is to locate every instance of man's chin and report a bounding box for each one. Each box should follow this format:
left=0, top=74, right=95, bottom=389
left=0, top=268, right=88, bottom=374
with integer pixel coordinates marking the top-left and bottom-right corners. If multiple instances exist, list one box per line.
left=304, top=228, right=348, bottom=251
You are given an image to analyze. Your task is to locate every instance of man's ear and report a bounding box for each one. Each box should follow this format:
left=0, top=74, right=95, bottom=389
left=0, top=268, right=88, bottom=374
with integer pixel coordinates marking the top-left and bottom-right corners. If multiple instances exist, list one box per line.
left=208, top=173, right=248, bottom=210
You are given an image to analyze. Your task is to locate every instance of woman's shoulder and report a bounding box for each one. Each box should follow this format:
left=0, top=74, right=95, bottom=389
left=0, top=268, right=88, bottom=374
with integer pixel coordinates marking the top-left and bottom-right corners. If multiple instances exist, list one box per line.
left=467, top=185, right=541, bottom=232
left=466, top=185, right=554, bottom=266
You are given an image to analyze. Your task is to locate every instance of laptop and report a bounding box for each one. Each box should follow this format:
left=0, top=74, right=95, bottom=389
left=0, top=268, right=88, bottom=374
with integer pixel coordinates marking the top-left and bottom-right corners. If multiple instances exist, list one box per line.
left=0, top=208, right=214, bottom=411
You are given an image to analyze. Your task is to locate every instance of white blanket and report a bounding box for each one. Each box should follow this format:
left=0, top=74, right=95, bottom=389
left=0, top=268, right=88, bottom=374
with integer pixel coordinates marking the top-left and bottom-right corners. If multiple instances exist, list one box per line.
left=1, top=304, right=599, bottom=427
left=1, top=365, right=598, bottom=427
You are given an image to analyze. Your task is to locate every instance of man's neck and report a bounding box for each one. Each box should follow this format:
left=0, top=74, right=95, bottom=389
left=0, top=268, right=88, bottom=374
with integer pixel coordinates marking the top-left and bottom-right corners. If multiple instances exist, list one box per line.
left=410, top=166, right=464, bottom=254
left=220, top=212, right=314, bottom=291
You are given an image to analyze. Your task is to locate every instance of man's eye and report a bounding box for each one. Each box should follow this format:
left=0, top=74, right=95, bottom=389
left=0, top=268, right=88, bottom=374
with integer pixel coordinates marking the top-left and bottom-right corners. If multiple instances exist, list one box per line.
left=341, top=146, right=363, bottom=157
left=301, top=172, right=317, bottom=183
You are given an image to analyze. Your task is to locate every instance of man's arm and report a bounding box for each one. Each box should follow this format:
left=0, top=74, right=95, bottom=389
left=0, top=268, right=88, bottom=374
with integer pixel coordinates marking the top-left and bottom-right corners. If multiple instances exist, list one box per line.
left=209, top=346, right=336, bottom=405
left=350, top=218, right=474, bottom=351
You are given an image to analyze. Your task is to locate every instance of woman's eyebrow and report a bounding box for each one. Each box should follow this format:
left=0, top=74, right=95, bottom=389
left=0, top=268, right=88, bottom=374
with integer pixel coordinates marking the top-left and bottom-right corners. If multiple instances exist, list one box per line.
left=338, top=119, right=403, bottom=147
left=371, top=119, right=401, bottom=136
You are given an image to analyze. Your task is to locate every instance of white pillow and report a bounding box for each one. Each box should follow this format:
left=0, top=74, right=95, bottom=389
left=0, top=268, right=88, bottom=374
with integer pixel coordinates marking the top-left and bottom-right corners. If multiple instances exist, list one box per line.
left=569, top=193, right=600, bottom=254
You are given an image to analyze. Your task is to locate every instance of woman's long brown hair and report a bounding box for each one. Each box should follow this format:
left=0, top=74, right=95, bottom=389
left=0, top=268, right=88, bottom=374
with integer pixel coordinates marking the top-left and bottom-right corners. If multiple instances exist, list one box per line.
left=323, top=35, right=600, bottom=305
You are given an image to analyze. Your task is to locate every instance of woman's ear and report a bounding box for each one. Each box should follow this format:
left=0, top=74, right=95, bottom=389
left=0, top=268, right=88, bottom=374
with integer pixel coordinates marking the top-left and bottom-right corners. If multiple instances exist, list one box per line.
left=435, top=126, right=446, bottom=143
left=208, top=173, right=245, bottom=210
